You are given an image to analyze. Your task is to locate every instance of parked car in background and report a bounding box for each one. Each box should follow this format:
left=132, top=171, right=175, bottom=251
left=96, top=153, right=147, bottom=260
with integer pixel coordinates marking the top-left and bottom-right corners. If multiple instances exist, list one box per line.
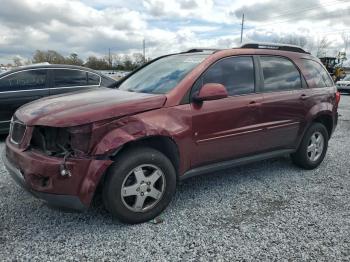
left=3, top=43, right=339, bottom=224
left=336, top=75, right=350, bottom=93
left=0, top=64, right=117, bottom=134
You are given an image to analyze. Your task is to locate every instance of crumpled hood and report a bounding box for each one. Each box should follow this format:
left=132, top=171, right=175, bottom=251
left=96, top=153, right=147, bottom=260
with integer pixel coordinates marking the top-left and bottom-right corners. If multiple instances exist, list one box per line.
left=16, top=87, right=167, bottom=127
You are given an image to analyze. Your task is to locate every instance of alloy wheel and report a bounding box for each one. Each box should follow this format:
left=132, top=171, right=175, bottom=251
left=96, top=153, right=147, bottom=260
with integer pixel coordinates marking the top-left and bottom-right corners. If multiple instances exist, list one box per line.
left=307, top=131, right=324, bottom=162
left=120, top=164, right=166, bottom=212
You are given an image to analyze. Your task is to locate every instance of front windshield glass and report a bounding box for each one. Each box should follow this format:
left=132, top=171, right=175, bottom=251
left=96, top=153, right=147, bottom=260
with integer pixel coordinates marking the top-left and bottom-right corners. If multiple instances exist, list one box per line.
left=118, top=54, right=208, bottom=94
left=343, top=75, right=350, bottom=81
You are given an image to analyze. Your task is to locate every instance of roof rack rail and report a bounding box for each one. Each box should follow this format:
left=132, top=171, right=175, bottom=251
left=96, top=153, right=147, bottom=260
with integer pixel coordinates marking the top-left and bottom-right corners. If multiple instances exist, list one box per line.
left=182, top=48, right=220, bottom=54
left=240, top=42, right=309, bottom=54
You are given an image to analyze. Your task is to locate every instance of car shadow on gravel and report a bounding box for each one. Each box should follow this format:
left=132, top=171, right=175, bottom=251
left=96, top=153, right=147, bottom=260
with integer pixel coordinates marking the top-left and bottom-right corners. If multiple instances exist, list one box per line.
left=87, top=155, right=301, bottom=226
left=3, top=155, right=301, bottom=230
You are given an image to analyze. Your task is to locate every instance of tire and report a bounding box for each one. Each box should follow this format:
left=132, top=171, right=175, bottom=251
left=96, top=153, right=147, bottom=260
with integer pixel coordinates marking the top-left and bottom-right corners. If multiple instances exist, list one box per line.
left=291, top=122, right=329, bottom=170
left=103, top=147, right=177, bottom=224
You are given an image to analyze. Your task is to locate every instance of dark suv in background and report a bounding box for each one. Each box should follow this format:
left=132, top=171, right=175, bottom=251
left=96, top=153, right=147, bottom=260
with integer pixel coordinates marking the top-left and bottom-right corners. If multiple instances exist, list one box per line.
left=0, top=64, right=117, bottom=134
left=3, top=43, right=340, bottom=224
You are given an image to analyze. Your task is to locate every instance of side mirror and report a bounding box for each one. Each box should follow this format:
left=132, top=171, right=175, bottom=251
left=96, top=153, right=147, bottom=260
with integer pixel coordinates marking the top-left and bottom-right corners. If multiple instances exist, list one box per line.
left=193, top=83, right=228, bottom=102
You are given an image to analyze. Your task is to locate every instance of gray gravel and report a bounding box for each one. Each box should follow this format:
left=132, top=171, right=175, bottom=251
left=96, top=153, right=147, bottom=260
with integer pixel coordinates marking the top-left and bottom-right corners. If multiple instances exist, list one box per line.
left=1, top=96, right=350, bottom=261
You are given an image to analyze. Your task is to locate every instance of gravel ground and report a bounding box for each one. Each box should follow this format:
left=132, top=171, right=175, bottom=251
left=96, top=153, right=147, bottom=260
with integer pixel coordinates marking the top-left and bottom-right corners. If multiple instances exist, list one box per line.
left=1, top=96, right=350, bottom=261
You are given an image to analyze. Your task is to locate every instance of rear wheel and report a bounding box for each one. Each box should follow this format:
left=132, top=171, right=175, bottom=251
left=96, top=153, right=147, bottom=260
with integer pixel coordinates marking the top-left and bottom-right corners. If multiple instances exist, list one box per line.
left=103, top=147, right=176, bottom=224
left=291, top=123, right=329, bottom=170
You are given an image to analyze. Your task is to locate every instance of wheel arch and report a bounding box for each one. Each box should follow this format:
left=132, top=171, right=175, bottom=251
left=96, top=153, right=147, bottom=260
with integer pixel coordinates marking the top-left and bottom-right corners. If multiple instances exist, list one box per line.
left=312, top=113, right=333, bottom=138
left=305, top=101, right=335, bottom=138
left=110, top=135, right=180, bottom=176
left=92, top=135, right=181, bottom=206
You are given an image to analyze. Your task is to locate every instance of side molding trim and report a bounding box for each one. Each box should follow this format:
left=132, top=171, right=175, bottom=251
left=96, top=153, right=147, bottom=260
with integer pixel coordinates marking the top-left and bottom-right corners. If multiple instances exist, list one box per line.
left=180, top=149, right=295, bottom=180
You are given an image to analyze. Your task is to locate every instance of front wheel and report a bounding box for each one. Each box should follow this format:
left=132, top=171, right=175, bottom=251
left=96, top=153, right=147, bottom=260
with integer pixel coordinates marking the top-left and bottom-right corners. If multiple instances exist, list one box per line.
left=291, top=123, right=329, bottom=170
left=103, top=147, right=177, bottom=224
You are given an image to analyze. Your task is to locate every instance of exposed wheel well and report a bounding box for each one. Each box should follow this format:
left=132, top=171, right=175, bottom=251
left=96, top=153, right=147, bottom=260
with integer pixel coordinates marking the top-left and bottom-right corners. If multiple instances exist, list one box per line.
left=313, top=114, right=333, bottom=137
left=113, top=136, right=180, bottom=175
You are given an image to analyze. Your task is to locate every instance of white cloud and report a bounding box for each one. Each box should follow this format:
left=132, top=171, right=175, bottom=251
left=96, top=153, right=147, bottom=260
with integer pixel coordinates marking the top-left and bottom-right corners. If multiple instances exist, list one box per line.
left=0, top=0, right=349, bottom=64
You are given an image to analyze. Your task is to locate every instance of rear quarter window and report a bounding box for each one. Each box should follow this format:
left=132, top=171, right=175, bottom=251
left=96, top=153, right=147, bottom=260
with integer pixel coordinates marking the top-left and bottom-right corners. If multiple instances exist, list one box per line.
left=54, top=69, right=88, bottom=87
left=101, top=76, right=117, bottom=88
left=260, top=56, right=302, bottom=92
left=301, top=59, right=334, bottom=88
left=88, top=73, right=100, bottom=85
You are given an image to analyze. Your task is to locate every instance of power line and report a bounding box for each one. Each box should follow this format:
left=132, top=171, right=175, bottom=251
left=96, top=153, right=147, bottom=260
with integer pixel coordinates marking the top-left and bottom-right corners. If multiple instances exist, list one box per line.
left=233, top=0, right=350, bottom=34
left=316, top=29, right=350, bottom=35
left=257, top=0, right=349, bottom=20
left=232, top=8, right=350, bottom=35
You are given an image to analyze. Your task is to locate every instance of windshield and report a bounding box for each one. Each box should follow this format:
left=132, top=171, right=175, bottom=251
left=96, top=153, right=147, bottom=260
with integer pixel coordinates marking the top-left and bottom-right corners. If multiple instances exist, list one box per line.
left=118, top=54, right=208, bottom=94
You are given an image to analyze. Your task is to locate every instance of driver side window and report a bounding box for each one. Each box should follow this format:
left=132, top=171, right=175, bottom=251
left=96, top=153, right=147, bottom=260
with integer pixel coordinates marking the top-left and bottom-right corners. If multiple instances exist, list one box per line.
left=192, top=56, right=255, bottom=97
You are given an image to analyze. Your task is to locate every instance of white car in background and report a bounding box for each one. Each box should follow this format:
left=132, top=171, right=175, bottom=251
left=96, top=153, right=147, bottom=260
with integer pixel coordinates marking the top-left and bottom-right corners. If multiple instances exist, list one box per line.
left=337, top=75, right=350, bottom=93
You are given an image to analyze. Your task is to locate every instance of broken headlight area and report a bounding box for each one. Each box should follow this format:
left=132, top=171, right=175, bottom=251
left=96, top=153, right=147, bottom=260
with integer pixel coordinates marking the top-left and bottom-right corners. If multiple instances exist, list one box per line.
left=30, top=125, right=92, bottom=157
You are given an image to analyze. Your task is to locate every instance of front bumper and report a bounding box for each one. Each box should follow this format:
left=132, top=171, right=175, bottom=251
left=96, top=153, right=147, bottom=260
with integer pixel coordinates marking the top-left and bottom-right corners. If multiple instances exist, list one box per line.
left=3, top=137, right=113, bottom=211
left=2, top=148, right=87, bottom=211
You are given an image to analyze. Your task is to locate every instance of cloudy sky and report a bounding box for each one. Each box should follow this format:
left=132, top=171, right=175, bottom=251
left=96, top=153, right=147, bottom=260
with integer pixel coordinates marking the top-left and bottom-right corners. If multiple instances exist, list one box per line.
left=0, top=0, right=350, bottom=64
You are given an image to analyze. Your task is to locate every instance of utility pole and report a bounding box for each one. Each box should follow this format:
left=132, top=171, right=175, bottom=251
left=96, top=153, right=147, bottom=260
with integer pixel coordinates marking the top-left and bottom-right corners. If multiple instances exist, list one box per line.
left=108, top=48, right=112, bottom=69
left=240, top=13, right=245, bottom=44
left=142, top=39, right=146, bottom=63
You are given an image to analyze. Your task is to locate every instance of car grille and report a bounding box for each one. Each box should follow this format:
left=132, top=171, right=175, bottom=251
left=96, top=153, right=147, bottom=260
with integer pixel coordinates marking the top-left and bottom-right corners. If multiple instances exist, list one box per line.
left=10, top=120, right=27, bottom=144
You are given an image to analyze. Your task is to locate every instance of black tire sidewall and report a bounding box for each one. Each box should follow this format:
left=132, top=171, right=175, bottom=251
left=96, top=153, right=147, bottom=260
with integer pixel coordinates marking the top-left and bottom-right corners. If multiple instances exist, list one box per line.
left=294, top=123, right=329, bottom=169
left=103, top=147, right=177, bottom=224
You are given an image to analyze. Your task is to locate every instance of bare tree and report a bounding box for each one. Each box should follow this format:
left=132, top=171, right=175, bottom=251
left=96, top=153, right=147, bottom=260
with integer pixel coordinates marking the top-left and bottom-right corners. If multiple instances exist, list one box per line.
left=133, top=53, right=146, bottom=67
left=13, top=57, right=22, bottom=67
left=273, top=35, right=308, bottom=48
left=85, top=56, right=109, bottom=70
left=32, top=50, right=66, bottom=64
left=112, top=54, right=122, bottom=68
left=66, top=53, right=83, bottom=65
left=341, top=32, right=349, bottom=55
left=316, top=36, right=330, bottom=57
left=122, top=55, right=134, bottom=70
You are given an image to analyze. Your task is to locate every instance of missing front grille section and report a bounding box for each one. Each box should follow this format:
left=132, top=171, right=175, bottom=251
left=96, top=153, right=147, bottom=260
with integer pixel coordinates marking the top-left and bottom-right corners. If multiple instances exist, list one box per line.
left=11, top=121, right=26, bottom=144
left=31, top=127, right=72, bottom=157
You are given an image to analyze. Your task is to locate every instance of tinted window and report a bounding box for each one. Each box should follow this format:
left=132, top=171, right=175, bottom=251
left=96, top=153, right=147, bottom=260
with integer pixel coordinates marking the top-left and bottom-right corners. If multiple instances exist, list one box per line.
left=302, top=59, right=333, bottom=87
left=118, top=54, right=208, bottom=94
left=101, top=76, right=117, bottom=88
left=200, top=56, right=255, bottom=96
left=0, top=70, right=47, bottom=91
left=88, top=73, right=100, bottom=85
left=54, top=69, right=87, bottom=87
left=260, top=56, right=301, bottom=92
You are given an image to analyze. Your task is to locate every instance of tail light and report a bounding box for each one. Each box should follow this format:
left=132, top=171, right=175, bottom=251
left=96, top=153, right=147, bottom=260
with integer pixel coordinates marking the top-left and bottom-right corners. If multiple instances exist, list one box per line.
left=336, top=91, right=341, bottom=105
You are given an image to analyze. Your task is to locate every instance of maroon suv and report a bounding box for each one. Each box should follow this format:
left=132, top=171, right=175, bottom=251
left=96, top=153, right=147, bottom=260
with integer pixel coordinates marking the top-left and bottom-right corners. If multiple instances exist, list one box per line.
left=3, top=43, right=340, bottom=224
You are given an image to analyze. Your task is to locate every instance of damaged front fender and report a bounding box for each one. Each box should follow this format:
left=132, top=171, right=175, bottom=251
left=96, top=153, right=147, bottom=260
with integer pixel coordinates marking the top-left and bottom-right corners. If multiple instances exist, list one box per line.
left=91, top=115, right=176, bottom=157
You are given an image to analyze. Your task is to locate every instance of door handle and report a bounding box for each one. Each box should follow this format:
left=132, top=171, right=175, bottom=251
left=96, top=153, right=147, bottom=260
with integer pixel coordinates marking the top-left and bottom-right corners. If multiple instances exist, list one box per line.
left=248, top=101, right=261, bottom=107
left=248, top=101, right=261, bottom=110
left=300, top=94, right=309, bottom=100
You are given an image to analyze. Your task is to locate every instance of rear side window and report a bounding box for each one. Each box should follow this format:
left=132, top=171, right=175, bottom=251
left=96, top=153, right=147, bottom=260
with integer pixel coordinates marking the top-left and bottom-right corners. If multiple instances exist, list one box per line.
left=200, top=56, right=255, bottom=96
left=0, top=70, right=47, bottom=91
left=301, top=59, right=334, bottom=87
left=88, top=73, right=100, bottom=85
left=54, top=69, right=88, bottom=87
left=260, top=56, right=301, bottom=92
